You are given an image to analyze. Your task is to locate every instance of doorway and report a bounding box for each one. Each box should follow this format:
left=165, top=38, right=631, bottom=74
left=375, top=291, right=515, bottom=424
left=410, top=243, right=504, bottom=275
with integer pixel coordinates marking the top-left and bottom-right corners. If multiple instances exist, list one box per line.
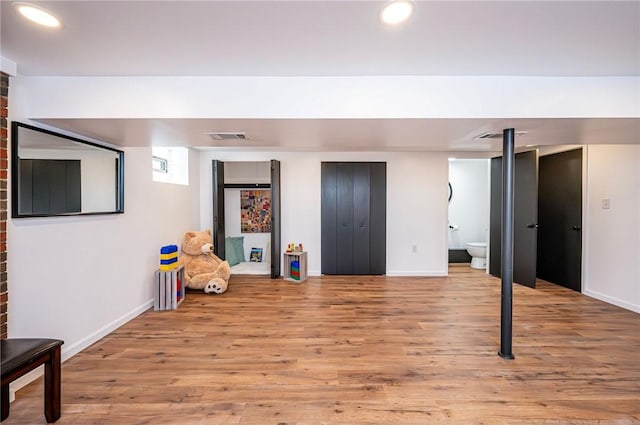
left=447, top=159, right=490, bottom=267
left=212, top=160, right=281, bottom=278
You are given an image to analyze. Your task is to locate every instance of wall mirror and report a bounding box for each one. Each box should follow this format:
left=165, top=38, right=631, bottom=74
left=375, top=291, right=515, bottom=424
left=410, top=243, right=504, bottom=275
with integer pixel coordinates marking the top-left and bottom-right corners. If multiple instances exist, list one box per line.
left=11, top=121, right=124, bottom=217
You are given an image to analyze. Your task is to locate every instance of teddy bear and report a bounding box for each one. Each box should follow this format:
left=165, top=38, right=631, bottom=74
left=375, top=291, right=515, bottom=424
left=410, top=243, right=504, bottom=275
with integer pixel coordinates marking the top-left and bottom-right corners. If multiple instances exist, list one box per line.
left=177, top=230, right=231, bottom=294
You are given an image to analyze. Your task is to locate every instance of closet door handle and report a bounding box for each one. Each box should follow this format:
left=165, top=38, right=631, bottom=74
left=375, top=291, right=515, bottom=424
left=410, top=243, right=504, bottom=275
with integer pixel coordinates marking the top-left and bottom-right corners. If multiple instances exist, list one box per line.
left=526, top=223, right=539, bottom=229
left=572, top=226, right=581, bottom=231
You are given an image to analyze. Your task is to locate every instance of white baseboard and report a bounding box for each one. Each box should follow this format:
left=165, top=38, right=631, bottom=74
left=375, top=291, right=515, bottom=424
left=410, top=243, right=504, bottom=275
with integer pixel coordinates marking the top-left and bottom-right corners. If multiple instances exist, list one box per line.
left=583, top=289, right=640, bottom=313
left=61, top=299, right=153, bottom=361
left=307, top=270, right=447, bottom=277
left=9, top=299, right=154, bottom=399
left=386, top=270, right=447, bottom=277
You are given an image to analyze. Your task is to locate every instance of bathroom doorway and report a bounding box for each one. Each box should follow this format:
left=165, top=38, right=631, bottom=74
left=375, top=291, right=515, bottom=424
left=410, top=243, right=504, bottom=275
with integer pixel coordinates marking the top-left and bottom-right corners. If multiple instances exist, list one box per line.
left=447, top=158, right=490, bottom=270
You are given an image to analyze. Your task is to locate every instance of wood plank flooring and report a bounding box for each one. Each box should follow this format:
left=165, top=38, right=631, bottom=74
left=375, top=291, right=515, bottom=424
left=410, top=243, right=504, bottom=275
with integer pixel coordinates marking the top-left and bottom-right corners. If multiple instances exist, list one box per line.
left=4, top=268, right=640, bottom=424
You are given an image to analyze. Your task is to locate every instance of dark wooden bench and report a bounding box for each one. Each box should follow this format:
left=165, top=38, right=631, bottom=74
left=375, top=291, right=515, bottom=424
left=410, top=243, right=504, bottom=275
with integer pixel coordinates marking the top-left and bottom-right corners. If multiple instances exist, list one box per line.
left=1, top=338, right=64, bottom=423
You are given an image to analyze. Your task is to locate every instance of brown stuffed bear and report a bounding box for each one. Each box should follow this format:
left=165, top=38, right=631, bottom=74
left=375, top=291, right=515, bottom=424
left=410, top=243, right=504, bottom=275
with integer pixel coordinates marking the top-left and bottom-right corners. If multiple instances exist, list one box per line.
left=178, top=230, right=231, bottom=294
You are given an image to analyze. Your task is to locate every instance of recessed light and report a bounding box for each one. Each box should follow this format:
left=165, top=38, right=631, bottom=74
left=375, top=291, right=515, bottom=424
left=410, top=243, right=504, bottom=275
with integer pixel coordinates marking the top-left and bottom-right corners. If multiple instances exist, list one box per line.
left=14, top=3, right=61, bottom=28
left=380, top=0, right=414, bottom=25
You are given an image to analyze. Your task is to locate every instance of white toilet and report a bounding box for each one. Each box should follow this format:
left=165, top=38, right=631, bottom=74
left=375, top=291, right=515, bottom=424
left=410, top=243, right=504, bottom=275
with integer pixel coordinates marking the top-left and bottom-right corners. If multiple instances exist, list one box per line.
left=465, top=242, right=487, bottom=269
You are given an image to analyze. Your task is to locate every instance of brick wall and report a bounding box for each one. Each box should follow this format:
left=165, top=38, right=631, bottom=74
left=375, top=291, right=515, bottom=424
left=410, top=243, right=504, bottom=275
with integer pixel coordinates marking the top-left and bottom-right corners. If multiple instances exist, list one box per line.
left=1, top=72, right=8, bottom=339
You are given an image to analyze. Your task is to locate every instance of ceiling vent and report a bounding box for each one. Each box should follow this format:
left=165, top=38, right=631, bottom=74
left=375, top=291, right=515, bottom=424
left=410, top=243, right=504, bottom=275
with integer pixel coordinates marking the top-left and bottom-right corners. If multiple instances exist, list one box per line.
left=474, top=131, right=528, bottom=140
left=206, top=132, right=249, bottom=141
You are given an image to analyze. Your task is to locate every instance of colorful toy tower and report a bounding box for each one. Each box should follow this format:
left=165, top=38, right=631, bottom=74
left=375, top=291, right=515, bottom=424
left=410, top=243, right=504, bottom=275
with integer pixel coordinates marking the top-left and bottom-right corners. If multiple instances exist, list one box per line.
left=160, top=244, right=179, bottom=271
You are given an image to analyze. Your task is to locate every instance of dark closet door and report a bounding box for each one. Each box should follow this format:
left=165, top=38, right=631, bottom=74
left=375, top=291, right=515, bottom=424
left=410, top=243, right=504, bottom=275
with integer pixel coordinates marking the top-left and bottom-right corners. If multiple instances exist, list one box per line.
left=369, top=163, right=386, bottom=274
left=270, top=160, right=281, bottom=279
left=321, top=163, right=339, bottom=274
left=321, top=162, right=386, bottom=275
left=335, top=163, right=355, bottom=274
left=18, top=159, right=34, bottom=214
left=489, top=150, right=539, bottom=288
left=20, top=159, right=81, bottom=215
left=212, top=160, right=225, bottom=258
left=353, top=163, right=371, bottom=274
left=537, top=148, right=582, bottom=292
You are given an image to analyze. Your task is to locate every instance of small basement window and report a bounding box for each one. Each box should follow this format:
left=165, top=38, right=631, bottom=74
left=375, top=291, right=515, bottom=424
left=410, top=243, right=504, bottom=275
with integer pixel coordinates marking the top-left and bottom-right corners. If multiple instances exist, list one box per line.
left=152, top=156, right=168, bottom=173
left=152, top=147, right=188, bottom=185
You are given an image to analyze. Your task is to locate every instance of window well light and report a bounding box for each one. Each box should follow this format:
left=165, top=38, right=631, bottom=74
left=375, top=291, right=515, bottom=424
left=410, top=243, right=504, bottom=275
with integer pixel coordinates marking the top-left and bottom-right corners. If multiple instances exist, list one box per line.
left=14, top=3, right=61, bottom=28
left=380, top=0, right=414, bottom=25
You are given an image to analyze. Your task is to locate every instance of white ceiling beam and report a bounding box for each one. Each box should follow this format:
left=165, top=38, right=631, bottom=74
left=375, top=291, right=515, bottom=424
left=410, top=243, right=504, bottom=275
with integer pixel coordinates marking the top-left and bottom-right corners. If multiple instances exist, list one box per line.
left=16, top=76, right=639, bottom=120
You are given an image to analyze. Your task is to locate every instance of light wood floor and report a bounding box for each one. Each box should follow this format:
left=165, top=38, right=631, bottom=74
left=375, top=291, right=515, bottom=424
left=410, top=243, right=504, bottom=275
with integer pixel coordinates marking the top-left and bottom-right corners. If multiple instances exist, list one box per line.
left=5, top=268, right=640, bottom=424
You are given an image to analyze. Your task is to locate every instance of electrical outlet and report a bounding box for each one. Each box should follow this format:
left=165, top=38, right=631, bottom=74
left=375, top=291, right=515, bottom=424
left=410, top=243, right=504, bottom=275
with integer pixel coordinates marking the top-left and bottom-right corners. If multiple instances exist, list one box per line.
left=602, top=198, right=611, bottom=209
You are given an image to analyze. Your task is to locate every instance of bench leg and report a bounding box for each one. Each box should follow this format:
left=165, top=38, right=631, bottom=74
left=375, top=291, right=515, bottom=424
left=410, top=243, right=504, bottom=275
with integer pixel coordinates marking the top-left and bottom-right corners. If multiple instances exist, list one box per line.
left=43, top=345, right=61, bottom=423
left=1, top=383, right=9, bottom=421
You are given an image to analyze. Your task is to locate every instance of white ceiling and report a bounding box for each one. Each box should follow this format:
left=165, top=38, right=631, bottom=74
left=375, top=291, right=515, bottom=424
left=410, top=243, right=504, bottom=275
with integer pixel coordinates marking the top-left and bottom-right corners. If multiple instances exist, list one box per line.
left=2, top=0, right=639, bottom=152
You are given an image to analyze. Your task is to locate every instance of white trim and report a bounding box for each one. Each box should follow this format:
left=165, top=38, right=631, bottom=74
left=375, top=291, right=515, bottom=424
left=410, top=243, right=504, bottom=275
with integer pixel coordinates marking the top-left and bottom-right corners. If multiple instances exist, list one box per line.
left=1, top=56, right=17, bottom=76
left=309, top=270, right=449, bottom=277
left=386, top=270, right=448, bottom=277
left=61, top=300, right=153, bottom=361
left=8, top=300, right=153, bottom=397
left=583, top=289, right=640, bottom=314
left=581, top=146, right=590, bottom=296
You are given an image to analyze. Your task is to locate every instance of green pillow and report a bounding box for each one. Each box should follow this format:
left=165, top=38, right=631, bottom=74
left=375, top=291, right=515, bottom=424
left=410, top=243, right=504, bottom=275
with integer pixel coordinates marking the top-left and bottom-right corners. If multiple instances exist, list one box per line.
left=230, top=236, right=245, bottom=262
left=224, top=237, right=240, bottom=267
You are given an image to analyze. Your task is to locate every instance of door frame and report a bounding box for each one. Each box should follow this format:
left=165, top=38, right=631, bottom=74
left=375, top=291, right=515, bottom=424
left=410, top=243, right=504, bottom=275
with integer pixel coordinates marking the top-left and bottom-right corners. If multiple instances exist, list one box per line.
left=211, top=160, right=281, bottom=278
left=212, top=160, right=225, bottom=259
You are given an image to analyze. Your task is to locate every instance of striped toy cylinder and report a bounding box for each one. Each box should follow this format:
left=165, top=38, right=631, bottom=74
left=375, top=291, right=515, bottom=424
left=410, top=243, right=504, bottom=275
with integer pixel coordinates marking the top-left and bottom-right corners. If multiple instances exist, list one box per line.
left=160, top=245, right=179, bottom=270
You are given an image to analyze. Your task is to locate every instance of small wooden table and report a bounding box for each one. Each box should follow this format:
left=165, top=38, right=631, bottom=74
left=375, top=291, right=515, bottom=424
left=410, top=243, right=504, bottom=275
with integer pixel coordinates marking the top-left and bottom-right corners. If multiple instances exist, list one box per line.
left=283, top=251, right=308, bottom=282
left=1, top=338, right=64, bottom=423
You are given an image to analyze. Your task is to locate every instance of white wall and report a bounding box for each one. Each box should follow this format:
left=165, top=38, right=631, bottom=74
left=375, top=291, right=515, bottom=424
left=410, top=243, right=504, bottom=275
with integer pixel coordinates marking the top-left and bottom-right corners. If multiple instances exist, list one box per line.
left=447, top=159, right=489, bottom=249
left=8, top=146, right=201, bottom=349
left=225, top=161, right=270, bottom=184
left=7, top=81, right=202, bottom=390
left=200, top=151, right=449, bottom=276
left=584, top=145, right=640, bottom=313
left=81, top=153, right=118, bottom=212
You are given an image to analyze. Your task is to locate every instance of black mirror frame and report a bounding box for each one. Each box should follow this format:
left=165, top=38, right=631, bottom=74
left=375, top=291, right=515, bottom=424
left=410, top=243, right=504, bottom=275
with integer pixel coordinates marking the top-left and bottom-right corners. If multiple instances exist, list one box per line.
left=11, top=121, right=125, bottom=218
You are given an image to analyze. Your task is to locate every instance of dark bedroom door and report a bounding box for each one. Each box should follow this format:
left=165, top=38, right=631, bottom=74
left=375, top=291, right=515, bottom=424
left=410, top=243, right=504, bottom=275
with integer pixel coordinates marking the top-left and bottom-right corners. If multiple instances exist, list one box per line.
left=321, top=162, right=386, bottom=275
left=537, top=148, right=582, bottom=292
left=489, top=150, right=539, bottom=288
